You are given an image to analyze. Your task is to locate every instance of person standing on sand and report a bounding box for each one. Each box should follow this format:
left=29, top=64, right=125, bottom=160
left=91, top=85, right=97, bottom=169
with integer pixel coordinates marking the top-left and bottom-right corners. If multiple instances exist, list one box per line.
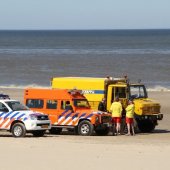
left=125, top=100, right=135, bottom=136
left=98, top=98, right=107, bottom=111
left=110, top=97, right=122, bottom=135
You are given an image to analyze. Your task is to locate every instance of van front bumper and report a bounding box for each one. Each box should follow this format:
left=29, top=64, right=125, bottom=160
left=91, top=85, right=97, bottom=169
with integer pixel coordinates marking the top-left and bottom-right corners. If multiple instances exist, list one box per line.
left=25, top=120, right=51, bottom=131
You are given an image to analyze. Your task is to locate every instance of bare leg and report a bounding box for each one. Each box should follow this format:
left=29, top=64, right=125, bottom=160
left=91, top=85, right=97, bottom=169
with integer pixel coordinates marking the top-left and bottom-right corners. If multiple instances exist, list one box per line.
left=117, top=123, right=121, bottom=135
left=127, top=123, right=131, bottom=135
left=112, top=123, right=116, bottom=135
left=131, top=123, right=135, bottom=135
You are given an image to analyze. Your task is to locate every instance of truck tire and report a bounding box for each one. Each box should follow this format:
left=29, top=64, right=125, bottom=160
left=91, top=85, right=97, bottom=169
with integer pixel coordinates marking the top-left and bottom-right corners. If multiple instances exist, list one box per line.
left=49, top=127, right=62, bottom=134
left=78, top=120, right=94, bottom=136
left=11, top=123, right=26, bottom=138
left=137, top=120, right=155, bottom=133
left=32, top=130, right=45, bottom=137
left=95, top=127, right=110, bottom=136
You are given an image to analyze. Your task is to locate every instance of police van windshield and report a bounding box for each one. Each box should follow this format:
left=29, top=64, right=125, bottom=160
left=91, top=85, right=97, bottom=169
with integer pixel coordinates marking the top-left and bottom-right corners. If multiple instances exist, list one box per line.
left=5, top=101, right=29, bottom=111
left=129, top=85, right=147, bottom=99
left=73, top=99, right=90, bottom=108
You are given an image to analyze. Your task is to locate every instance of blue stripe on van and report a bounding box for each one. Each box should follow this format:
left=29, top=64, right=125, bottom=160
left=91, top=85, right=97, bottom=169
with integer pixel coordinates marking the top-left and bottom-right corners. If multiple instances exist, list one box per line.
left=65, top=112, right=73, bottom=119
left=17, top=113, right=25, bottom=120
left=85, top=114, right=94, bottom=119
left=0, top=112, right=5, bottom=117
left=82, top=90, right=104, bottom=94
left=10, top=112, right=20, bottom=120
left=59, top=110, right=69, bottom=119
left=79, top=113, right=86, bottom=118
left=4, top=111, right=13, bottom=119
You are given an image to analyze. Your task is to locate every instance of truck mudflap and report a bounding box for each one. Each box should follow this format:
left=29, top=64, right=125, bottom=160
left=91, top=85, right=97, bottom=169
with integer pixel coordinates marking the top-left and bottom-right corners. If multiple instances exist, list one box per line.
left=135, top=113, right=163, bottom=121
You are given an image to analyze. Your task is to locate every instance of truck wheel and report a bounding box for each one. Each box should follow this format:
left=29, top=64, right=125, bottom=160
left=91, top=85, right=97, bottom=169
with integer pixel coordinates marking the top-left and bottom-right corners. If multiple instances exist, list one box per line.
left=32, top=130, right=45, bottom=137
left=78, top=120, right=94, bottom=136
left=11, top=123, right=26, bottom=138
left=137, top=120, right=155, bottom=133
left=95, top=127, right=110, bottom=136
left=49, top=127, right=62, bottom=134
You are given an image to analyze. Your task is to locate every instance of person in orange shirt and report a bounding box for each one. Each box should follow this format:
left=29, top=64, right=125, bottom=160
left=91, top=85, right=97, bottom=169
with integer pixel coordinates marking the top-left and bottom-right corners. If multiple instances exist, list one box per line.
left=110, top=97, right=122, bottom=135
left=125, top=100, right=135, bottom=136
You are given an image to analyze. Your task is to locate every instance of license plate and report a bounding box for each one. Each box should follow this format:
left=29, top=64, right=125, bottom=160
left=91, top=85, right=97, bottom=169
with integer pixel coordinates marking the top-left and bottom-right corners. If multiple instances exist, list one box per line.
left=41, top=125, right=48, bottom=128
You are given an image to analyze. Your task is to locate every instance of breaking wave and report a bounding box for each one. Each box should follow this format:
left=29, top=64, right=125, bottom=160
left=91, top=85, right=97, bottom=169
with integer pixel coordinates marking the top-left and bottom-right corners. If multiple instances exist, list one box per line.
left=0, top=84, right=170, bottom=92
left=147, top=85, right=170, bottom=92
left=0, top=84, right=50, bottom=89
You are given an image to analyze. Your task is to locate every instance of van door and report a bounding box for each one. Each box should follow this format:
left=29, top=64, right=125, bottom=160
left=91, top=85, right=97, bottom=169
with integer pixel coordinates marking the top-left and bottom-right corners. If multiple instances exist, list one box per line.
left=45, top=99, right=59, bottom=125
left=57, top=100, right=74, bottom=126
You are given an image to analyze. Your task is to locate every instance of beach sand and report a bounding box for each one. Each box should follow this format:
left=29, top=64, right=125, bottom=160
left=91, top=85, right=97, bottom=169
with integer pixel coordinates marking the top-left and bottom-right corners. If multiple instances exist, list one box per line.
left=0, top=88, right=170, bottom=170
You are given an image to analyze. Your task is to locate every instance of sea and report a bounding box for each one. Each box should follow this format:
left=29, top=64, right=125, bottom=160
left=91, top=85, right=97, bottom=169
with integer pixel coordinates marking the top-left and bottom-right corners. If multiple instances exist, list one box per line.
left=0, top=29, right=170, bottom=91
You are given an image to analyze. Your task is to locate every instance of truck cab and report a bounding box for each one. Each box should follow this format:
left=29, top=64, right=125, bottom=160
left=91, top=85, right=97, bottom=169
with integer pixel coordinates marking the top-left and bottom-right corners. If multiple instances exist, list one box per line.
left=0, top=95, right=51, bottom=137
left=24, top=88, right=111, bottom=136
left=107, top=83, right=163, bottom=132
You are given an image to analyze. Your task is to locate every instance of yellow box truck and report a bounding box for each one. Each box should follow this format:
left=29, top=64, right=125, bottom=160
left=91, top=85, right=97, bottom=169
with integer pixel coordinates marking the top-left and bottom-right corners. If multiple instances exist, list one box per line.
left=51, top=76, right=163, bottom=133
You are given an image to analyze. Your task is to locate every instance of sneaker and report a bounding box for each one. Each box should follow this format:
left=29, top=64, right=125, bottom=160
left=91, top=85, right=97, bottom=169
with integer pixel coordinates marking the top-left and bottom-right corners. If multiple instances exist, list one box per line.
left=125, top=133, right=130, bottom=136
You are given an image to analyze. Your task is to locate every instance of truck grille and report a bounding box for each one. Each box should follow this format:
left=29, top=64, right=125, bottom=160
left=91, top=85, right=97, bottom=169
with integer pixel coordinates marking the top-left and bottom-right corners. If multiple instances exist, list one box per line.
left=143, top=106, right=160, bottom=114
left=37, top=115, right=49, bottom=120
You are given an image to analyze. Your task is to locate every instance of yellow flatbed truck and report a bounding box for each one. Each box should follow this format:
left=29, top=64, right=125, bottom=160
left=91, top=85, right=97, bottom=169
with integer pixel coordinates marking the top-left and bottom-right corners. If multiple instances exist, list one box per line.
left=51, top=77, right=163, bottom=132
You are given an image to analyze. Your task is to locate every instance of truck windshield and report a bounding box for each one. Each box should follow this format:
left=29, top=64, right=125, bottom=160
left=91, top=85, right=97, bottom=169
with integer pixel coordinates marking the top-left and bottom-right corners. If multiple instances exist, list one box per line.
left=129, top=85, right=147, bottom=99
left=73, top=99, right=90, bottom=108
left=5, top=101, right=29, bottom=111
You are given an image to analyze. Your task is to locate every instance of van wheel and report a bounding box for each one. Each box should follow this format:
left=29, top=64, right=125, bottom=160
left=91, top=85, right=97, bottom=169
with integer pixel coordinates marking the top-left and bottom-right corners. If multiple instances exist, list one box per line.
left=78, top=120, right=94, bottom=136
left=11, top=123, right=26, bottom=138
left=32, top=130, right=45, bottom=137
left=49, top=128, right=62, bottom=134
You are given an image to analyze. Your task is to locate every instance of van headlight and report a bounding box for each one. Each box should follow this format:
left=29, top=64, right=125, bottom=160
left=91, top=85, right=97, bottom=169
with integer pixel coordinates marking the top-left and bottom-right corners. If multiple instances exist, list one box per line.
left=95, top=116, right=99, bottom=123
left=29, top=114, right=38, bottom=120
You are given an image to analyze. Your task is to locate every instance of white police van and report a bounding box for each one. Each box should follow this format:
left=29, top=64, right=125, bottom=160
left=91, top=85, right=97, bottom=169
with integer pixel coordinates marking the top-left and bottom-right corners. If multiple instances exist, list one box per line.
left=0, top=94, right=51, bottom=137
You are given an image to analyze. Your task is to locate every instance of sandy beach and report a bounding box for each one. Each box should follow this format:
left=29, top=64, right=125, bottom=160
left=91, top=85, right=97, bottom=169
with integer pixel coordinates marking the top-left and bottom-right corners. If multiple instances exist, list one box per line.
left=0, top=88, right=170, bottom=170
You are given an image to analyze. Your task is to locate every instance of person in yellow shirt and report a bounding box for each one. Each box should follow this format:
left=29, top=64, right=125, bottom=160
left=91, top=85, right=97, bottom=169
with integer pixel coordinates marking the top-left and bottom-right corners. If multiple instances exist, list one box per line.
left=125, top=100, right=135, bottom=136
left=110, top=97, right=122, bottom=135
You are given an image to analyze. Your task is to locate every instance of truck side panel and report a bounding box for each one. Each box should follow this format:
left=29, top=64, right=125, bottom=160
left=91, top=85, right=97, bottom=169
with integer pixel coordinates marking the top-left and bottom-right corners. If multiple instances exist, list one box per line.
left=52, top=77, right=106, bottom=110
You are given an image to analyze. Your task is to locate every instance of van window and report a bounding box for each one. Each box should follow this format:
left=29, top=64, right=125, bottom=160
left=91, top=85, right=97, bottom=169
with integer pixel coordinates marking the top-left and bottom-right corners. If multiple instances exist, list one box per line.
left=26, top=99, right=44, bottom=108
left=73, top=99, right=90, bottom=108
left=0, top=103, right=9, bottom=112
left=46, top=100, right=57, bottom=109
left=61, top=100, right=72, bottom=110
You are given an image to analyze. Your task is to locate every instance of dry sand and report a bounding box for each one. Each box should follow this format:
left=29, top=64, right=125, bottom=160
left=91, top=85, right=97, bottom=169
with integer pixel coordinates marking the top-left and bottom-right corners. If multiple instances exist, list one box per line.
left=0, top=88, right=170, bottom=170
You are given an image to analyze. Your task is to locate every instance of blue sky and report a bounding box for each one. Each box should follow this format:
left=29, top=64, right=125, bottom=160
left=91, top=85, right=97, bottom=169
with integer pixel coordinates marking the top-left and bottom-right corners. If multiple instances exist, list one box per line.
left=0, top=0, right=170, bottom=30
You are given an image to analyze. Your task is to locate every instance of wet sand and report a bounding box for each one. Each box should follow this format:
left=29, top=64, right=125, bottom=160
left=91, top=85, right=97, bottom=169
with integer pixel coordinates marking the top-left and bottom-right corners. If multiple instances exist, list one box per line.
left=0, top=88, right=170, bottom=170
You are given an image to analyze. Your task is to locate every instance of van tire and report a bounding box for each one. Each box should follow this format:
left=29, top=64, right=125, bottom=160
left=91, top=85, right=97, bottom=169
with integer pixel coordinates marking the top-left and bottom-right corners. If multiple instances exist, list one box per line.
left=32, top=130, right=45, bottom=137
left=78, top=120, right=94, bottom=136
left=49, top=127, right=62, bottom=134
left=11, top=123, right=26, bottom=138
